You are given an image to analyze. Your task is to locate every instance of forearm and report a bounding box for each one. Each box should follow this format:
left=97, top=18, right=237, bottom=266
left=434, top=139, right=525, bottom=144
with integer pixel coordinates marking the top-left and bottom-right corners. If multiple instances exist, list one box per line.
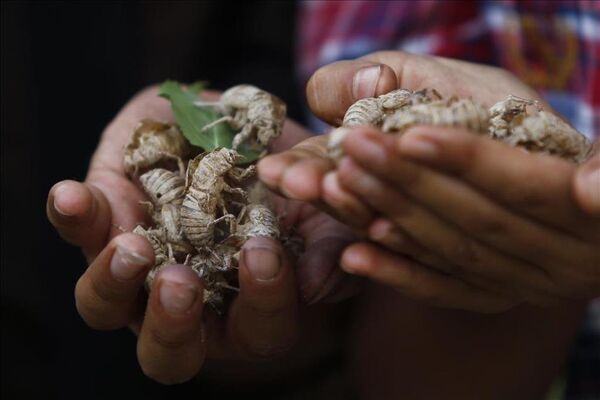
left=349, top=284, right=586, bottom=400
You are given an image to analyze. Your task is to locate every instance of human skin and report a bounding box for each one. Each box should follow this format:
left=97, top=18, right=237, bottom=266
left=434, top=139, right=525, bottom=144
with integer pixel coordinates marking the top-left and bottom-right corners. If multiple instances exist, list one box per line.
left=46, top=52, right=598, bottom=395
left=46, top=87, right=360, bottom=385
left=259, top=51, right=600, bottom=311
left=256, top=51, right=597, bottom=397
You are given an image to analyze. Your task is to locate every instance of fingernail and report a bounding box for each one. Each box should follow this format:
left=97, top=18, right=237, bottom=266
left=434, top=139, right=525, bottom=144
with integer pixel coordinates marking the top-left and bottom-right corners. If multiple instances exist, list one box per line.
left=110, top=244, right=149, bottom=281
left=53, top=184, right=74, bottom=216
left=369, top=219, right=394, bottom=241
left=353, top=65, right=382, bottom=100
left=398, top=134, right=438, bottom=159
left=160, top=279, right=198, bottom=316
left=244, top=245, right=281, bottom=281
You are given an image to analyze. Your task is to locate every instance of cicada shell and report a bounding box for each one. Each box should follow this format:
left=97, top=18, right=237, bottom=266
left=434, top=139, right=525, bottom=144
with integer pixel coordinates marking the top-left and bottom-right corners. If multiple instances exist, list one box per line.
left=139, top=168, right=185, bottom=206
left=383, top=98, right=489, bottom=134
left=330, top=88, right=442, bottom=160
left=489, top=95, right=539, bottom=139
left=180, top=149, right=242, bottom=250
left=506, top=111, right=592, bottom=163
left=124, top=119, right=191, bottom=176
left=223, top=203, right=280, bottom=248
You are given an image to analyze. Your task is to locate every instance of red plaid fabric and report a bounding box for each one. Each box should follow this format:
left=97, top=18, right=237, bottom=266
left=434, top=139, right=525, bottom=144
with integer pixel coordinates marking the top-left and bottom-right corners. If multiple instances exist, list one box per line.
left=298, top=0, right=600, bottom=140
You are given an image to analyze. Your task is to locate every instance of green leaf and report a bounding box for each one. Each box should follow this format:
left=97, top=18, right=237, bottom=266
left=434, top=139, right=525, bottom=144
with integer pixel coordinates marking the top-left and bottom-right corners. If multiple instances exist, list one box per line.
left=236, top=146, right=262, bottom=164
left=158, top=80, right=261, bottom=163
left=188, top=81, right=207, bottom=95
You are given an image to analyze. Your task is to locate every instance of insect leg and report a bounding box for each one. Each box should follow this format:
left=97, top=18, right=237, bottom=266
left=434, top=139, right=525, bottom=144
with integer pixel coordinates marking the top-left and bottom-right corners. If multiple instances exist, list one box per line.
left=232, top=124, right=254, bottom=149
left=227, top=165, right=256, bottom=183
left=200, top=116, right=233, bottom=133
left=216, top=282, right=240, bottom=292
left=222, top=183, right=247, bottom=199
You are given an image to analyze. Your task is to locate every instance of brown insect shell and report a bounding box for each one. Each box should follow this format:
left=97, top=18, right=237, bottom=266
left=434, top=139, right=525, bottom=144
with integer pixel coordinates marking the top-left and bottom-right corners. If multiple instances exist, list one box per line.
left=139, top=168, right=186, bottom=206
left=507, top=111, right=592, bottom=163
left=488, top=95, right=537, bottom=139
left=222, top=204, right=280, bottom=248
left=160, top=203, right=194, bottom=255
left=382, top=98, right=489, bottom=134
left=378, top=88, right=415, bottom=111
left=133, top=225, right=175, bottom=290
left=180, top=149, right=241, bottom=250
left=185, top=148, right=241, bottom=191
left=124, top=119, right=190, bottom=176
left=184, top=151, right=208, bottom=191
left=220, top=85, right=261, bottom=110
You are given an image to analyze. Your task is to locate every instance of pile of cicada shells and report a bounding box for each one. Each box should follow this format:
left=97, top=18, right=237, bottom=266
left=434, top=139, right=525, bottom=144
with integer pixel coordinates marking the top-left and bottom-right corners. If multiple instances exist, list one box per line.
left=329, top=89, right=592, bottom=163
left=123, top=85, right=286, bottom=312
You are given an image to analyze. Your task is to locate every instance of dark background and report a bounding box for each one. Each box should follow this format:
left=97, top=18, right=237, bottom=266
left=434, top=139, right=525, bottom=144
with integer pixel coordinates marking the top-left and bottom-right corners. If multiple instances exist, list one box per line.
left=1, top=2, right=306, bottom=399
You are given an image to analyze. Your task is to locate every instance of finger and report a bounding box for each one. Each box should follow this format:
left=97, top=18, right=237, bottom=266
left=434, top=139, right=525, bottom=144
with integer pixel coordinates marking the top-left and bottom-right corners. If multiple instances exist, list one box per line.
left=336, top=157, right=557, bottom=302
left=343, top=128, right=592, bottom=276
left=368, top=218, right=526, bottom=302
left=47, top=180, right=112, bottom=261
left=294, top=208, right=358, bottom=304
left=321, top=171, right=373, bottom=228
left=341, top=242, right=518, bottom=313
left=306, top=51, right=543, bottom=126
left=226, top=237, right=298, bottom=359
left=395, top=126, right=593, bottom=234
left=74, top=233, right=154, bottom=330
left=368, top=218, right=456, bottom=273
left=257, top=135, right=333, bottom=202
left=573, top=147, right=600, bottom=217
left=307, top=61, right=398, bottom=125
left=137, top=265, right=206, bottom=384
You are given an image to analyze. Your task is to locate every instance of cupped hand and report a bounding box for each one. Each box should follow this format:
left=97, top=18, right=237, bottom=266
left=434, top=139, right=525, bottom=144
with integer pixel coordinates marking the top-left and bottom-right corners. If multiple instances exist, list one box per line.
left=258, top=50, right=598, bottom=312
left=338, top=126, right=599, bottom=307
left=46, top=86, right=358, bottom=383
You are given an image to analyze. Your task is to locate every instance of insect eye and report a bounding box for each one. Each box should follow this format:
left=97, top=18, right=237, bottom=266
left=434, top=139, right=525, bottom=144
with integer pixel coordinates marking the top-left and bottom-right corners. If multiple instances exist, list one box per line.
left=156, top=193, right=162, bottom=198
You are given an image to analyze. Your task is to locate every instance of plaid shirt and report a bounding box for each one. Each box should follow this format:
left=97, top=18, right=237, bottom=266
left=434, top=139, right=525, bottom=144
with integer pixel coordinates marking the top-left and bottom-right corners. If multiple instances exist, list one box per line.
left=297, top=1, right=599, bottom=398
left=298, top=0, right=599, bottom=140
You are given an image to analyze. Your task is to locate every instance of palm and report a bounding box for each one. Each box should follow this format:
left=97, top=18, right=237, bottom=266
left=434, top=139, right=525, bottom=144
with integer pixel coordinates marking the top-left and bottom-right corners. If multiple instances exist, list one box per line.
left=272, top=194, right=359, bottom=304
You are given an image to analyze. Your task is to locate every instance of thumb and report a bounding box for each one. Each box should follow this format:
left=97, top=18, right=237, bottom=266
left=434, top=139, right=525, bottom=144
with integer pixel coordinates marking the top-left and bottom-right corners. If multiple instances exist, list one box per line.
left=574, top=142, right=600, bottom=215
left=305, top=51, right=544, bottom=127
left=306, top=60, right=398, bottom=126
left=47, top=180, right=112, bottom=261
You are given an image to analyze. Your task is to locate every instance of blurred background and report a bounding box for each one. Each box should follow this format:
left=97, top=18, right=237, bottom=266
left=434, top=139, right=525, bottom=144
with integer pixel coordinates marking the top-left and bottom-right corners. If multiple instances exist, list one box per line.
left=1, top=2, right=306, bottom=398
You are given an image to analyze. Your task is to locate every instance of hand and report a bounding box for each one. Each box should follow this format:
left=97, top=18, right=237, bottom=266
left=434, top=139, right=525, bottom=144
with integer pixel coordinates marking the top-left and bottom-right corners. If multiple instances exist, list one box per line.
left=259, top=50, right=596, bottom=311
left=46, top=86, right=358, bottom=384
left=338, top=126, right=600, bottom=307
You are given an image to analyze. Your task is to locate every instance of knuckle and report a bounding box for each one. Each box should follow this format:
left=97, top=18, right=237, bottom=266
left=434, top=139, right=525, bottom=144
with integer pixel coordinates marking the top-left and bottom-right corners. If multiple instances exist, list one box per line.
left=74, top=276, right=136, bottom=330
left=395, top=163, right=422, bottom=186
left=89, top=274, right=132, bottom=304
left=397, top=267, right=441, bottom=305
left=149, top=328, right=190, bottom=351
left=444, top=238, right=483, bottom=269
left=467, top=209, right=506, bottom=236
left=245, top=301, right=290, bottom=320
left=450, top=139, right=478, bottom=177
left=504, top=181, right=546, bottom=209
